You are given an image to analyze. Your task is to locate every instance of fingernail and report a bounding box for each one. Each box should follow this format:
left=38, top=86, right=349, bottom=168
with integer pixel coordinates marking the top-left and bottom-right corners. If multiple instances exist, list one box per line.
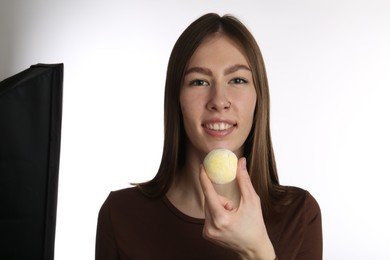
left=241, top=158, right=247, bottom=170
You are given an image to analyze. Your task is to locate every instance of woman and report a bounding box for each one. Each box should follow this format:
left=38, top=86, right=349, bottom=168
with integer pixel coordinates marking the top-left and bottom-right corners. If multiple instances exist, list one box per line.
left=96, top=13, right=322, bottom=260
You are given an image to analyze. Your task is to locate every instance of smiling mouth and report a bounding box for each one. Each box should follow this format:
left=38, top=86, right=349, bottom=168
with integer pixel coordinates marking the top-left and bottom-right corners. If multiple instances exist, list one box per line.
left=205, top=122, right=234, bottom=131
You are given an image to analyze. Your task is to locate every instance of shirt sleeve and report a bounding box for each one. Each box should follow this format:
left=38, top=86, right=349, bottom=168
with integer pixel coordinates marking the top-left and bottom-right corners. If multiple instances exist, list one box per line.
left=297, top=191, right=323, bottom=260
left=95, top=193, right=120, bottom=260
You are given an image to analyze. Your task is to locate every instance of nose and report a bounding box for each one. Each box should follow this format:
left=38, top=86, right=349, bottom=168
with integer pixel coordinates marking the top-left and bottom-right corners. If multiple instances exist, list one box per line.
left=206, top=84, right=231, bottom=111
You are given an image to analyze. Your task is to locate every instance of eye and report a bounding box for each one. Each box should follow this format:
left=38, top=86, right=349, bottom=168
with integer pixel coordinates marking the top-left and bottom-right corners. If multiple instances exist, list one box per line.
left=189, top=79, right=209, bottom=86
left=229, top=77, right=248, bottom=84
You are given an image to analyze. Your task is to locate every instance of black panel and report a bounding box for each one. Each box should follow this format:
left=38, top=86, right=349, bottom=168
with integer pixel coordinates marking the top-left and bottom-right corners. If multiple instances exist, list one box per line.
left=0, top=64, right=63, bottom=260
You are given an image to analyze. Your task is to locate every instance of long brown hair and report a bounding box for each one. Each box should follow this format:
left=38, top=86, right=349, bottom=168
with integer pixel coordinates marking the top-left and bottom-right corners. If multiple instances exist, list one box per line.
left=136, top=13, right=280, bottom=215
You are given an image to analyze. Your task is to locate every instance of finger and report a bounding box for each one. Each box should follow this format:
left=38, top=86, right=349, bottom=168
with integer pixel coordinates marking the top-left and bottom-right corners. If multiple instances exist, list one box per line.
left=236, top=157, right=257, bottom=201
left=199, top=164, right=225, bottom=214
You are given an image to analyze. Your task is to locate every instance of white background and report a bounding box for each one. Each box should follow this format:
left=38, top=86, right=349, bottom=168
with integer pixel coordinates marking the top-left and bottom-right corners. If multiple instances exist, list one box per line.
left=1, top=0, right=390, bottom=259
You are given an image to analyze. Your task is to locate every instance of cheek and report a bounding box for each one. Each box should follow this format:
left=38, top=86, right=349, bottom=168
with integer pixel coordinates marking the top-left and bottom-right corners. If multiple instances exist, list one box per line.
left=180, top=94, right=190, bottom=119
left=241, top=90, right=257, bottom=115
left=180, top=93, right=198, bottom=127
left=241, top=92, right=257, bottom=130
left=180, top=91, right=204, bottom=116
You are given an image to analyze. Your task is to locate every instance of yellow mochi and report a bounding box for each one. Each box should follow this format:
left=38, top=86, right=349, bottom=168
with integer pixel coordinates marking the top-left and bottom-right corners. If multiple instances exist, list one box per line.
left=203, top=149, right=238, bottom=184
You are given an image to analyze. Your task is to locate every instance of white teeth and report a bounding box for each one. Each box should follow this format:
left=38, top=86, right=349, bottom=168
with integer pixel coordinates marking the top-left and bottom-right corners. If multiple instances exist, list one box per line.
left=206, top=123, right=233, bottom=131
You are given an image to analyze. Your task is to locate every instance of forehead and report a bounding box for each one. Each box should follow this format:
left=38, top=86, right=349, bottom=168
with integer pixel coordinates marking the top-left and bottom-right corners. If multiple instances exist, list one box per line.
left=187, top=35, right=250, bottom=68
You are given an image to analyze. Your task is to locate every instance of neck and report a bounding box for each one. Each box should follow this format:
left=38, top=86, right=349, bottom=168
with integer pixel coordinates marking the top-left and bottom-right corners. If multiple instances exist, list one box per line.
left=166, top=147, right=241, bottom=219
left=166, top=152, right=205, bottom=218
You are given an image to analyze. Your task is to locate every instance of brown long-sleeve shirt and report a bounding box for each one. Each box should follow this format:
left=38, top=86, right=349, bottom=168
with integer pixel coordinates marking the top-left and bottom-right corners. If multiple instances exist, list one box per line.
left=96, top=186, right=322, bottom=260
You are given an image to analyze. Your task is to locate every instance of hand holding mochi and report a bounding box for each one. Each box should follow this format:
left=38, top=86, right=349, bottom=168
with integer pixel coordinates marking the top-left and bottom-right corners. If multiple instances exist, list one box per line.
left=203, top=149, right=238, bottom=184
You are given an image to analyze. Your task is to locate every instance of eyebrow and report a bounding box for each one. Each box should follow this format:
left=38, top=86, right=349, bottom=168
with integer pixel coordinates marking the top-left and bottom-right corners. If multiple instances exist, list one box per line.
left=185, top=64, right=251, bottom=76
left=224, top=64, right=251, bottom=75
left=185, top=67, right=212, bottom=76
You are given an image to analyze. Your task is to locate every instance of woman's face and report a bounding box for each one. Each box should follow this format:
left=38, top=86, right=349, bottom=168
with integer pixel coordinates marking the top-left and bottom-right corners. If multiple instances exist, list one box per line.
left=180, top=35, right=257, bottom=158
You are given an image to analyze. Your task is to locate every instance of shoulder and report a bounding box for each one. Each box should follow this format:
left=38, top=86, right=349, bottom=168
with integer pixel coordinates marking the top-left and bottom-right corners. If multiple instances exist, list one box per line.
left=107, top=186, right=147, bottom=202
left=271, top=185, right=321, bottom=220
left=273, top=185, right=319, bottom=204
left=98, top=186, right=164, bottom=229
left=268, top=186, right=323, bottom=257
left=101, top=186, right=158, bottom=211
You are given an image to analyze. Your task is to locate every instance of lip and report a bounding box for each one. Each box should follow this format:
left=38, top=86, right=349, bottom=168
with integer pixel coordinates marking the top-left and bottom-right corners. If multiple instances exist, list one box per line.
left=202, top=119, right=237, bottom=137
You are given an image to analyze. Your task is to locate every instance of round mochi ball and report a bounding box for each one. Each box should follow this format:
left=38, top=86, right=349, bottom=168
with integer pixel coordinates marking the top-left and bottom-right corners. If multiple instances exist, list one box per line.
left=203, top=149, right=238, bottom=184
